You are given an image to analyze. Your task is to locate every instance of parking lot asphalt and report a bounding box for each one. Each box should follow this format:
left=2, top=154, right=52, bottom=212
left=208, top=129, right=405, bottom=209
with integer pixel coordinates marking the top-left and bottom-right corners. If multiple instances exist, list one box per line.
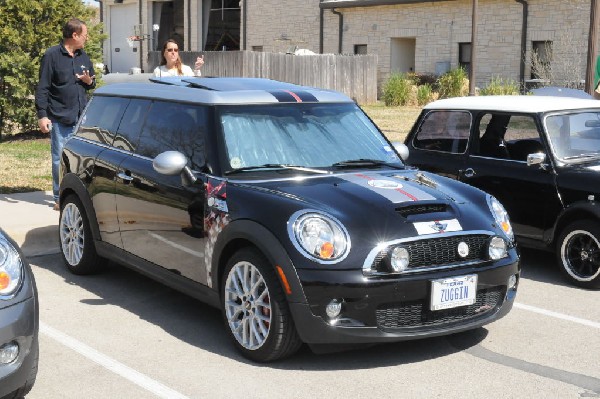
left=0, top=191, right=59, bottom=257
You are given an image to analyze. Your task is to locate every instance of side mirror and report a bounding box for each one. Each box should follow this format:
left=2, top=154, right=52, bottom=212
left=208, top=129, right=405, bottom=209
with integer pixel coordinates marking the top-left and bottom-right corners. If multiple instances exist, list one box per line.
left=526, top=152, right=546, bottom=167
left=153, top=151, right=187, bottom=175
left=393, top=142, right=409, bottom=161
left=153, top=151, right=197, bottom=184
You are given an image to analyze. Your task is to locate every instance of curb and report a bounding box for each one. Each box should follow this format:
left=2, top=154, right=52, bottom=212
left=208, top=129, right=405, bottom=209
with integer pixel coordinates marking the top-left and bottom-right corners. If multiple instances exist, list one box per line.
left=0, top=191, right=60, bottom=257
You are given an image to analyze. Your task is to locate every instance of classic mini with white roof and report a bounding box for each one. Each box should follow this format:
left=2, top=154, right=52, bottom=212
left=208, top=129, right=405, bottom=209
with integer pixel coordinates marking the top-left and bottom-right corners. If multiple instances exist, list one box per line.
left=402, top=95, right=600, bottom=288
left=58, top=77, right=519, bottom=361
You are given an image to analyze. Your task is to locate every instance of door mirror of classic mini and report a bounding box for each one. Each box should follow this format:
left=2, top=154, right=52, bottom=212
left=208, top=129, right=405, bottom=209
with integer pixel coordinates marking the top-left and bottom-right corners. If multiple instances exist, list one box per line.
left=526, top=152, right=546, bottom=167
left=393, top=142, right=409, bottom=161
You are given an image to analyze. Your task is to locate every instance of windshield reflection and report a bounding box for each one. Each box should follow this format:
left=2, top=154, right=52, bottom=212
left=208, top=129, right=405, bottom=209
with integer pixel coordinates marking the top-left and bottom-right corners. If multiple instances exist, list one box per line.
left=219, top=103, right=401, bottom=171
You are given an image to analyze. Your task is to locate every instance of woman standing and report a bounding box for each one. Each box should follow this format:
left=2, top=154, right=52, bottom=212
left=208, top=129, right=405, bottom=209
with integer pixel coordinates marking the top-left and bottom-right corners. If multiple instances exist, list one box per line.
left=154, top=39, right=204, bottom=77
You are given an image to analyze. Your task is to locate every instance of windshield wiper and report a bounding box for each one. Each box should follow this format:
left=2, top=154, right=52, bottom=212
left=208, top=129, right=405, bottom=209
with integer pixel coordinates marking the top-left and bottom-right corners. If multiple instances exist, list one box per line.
left=331, top=159, right=403, bottom=169
left=225, top=163, right=329, bottom=175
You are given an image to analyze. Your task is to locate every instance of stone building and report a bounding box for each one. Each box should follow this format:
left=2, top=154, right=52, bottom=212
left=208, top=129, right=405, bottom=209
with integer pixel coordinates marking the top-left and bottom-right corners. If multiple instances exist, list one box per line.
left=98, top=0, right=597, bottom=89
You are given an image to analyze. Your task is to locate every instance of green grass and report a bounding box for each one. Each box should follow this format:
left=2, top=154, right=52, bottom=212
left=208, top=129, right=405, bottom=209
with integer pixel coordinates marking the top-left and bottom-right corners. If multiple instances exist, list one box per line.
left=0, top=104, right=422, bottom=194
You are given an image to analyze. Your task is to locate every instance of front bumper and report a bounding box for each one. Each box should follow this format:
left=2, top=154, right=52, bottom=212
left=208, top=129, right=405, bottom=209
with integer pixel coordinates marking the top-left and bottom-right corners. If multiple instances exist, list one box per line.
left=289, top=258, right=519, bottom=344
left=0, top=296, right=38, bottom=398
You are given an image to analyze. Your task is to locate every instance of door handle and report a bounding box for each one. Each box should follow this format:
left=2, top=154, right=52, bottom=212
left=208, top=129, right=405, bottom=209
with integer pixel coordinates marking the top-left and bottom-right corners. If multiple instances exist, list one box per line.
left=117, top=172, right=133, bottom=182
left=461, top=168, right=476, bottom=178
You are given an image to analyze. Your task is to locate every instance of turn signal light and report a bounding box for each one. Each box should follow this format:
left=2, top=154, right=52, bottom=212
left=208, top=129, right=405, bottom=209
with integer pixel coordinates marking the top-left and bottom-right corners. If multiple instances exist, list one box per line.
left=319, top=242, right=334, bottom=259
left=0, top=272, right=9, bottom=291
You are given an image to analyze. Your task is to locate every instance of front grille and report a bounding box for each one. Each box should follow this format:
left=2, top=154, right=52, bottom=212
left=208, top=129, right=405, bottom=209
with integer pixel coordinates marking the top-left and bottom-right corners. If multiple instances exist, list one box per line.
left=396, top=204, right=447, bottom=217
left=375, top=286, right=505, bottom=329
left=370, top=234, right=490, bottom=273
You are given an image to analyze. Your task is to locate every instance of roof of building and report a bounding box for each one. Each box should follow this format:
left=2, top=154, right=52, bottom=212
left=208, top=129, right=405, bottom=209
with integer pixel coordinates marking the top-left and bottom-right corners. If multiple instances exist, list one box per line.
left=94, top=77, right=352, bottom=105
left=424, top=95, right=600, bottom=113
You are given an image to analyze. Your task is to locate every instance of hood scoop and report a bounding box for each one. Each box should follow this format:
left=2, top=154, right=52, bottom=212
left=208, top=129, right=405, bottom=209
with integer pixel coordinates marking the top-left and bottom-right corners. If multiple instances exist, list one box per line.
left=395, top=203, right=449, bottom=218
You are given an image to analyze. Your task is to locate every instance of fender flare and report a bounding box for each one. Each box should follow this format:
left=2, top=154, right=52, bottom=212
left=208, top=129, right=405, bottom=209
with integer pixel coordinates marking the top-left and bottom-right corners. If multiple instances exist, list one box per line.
left=211, top=219, right=308, bottom=304
left=551, top=201, right=600, bottom=244
left=59, top=173, right=102, bottom=241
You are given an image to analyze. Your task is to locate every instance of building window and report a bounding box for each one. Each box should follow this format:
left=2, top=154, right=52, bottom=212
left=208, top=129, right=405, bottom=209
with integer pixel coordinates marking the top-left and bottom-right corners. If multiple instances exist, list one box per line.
left=354, top=44, right=367, bottom=55
left=458, top=43, right=471, bottom=75
left=252, top=46, right=263, bottom=52
left=531, top=41, right=552, bottom=80
left=206, top=0, right=241, bottom=51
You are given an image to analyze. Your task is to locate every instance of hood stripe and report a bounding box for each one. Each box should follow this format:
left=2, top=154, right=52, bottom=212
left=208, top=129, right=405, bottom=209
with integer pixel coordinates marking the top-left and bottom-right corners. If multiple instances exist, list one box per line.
left=341, top=173, right=435, bottom=203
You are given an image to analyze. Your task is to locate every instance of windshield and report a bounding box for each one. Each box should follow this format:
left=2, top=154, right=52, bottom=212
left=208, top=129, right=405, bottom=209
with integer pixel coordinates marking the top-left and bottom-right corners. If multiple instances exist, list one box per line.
left=545, top=111, right=600, bottom=162
left=219, top=103, right=401, bottom=171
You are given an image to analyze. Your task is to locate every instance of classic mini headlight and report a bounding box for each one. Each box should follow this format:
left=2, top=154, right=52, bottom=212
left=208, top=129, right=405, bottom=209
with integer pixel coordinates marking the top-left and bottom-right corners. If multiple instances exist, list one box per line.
left=290, top=211, right=350, bottom=262
left=488, top=236, right=508, bottom=260
left=487, top=196, right=514, bottom=242
left=0, top=235, right=23, bottom=298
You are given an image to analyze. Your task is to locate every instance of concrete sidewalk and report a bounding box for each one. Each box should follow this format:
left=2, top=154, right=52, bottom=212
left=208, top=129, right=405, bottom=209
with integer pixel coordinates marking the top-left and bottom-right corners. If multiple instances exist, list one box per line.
left=0, top=191, right=59, bottom=257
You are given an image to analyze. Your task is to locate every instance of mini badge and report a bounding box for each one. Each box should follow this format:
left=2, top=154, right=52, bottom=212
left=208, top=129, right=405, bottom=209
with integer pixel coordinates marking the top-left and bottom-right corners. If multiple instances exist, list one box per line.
left=413, top=219, right=463, bottom=235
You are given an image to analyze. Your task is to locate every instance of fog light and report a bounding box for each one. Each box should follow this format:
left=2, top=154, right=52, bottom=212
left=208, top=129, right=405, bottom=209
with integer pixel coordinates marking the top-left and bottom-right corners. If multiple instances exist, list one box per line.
left=390, top=247, right=409, bottom=272
left=325, top=299, right=342, bottom=319
left=488, top=236, right=507, bottom=260
left=508, top=274, right=518, bottom=290
left=0, top=342, right=19, bottom=364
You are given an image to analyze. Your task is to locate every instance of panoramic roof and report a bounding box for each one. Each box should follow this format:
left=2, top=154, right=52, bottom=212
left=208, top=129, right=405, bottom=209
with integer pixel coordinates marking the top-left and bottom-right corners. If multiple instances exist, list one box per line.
left=95, top=77, right=352, bottom=105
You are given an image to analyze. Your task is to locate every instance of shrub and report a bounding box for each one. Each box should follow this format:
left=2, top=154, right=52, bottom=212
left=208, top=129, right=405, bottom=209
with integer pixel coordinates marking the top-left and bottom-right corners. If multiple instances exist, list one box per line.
left=480, top=76, right=521, bottom=96
left=437, top=67, right=469, bottom=98
left=416, top=84, right=435, bottom=106
left=382, top=73, right=415, bottom=106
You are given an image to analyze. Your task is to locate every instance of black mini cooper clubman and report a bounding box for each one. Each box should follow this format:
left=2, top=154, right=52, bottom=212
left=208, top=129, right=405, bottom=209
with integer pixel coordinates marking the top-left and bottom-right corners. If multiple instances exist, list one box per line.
left=58, top=77, right=519, bottom=361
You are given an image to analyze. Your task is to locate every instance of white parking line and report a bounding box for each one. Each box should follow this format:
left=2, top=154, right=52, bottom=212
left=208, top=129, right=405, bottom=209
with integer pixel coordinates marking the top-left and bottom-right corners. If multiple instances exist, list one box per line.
left=40, top=322, right=191, bottom=399
left=515, top=303, right=600, bottom=329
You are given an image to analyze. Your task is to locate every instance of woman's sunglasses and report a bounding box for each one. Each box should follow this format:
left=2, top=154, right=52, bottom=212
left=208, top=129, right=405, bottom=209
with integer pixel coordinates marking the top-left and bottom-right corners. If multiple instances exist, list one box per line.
left=166, top=48, right=179, bottom=53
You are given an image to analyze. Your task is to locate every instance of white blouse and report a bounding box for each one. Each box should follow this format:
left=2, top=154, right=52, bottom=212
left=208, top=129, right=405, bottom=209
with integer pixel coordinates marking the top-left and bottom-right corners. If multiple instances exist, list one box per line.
left=153, top=65, right=200, bottom=77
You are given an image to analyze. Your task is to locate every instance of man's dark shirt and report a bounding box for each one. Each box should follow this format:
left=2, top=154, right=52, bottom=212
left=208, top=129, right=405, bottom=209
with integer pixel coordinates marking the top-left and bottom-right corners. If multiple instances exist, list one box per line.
left=35, top=42, right=96, bottom=126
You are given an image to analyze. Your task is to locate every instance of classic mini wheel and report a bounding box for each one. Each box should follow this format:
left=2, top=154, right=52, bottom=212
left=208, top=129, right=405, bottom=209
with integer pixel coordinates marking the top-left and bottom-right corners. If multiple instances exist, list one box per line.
left=222, top=248, right=302, bottom=362
left=59, top=195, right=106, bottom=275
left=557, top=221, right=600, bottom=289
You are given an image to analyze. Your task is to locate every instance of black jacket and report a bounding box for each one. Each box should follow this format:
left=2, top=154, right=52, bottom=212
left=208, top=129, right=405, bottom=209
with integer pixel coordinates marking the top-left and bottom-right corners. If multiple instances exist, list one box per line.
left=35, top=42, right=96, bottom=126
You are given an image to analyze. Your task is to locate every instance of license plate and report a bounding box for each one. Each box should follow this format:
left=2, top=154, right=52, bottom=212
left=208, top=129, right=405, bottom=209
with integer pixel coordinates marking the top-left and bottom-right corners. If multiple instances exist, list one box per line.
left=430, top=274, right=477, bottom=311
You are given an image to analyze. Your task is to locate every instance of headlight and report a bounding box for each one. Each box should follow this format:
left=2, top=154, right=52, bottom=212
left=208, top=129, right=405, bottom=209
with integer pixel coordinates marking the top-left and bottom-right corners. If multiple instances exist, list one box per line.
left=290, top=211, right=350, bottom=263
left=487, top=196, right=514, bottom=242
left=0, top=235, right=23, bottom=298
left=488, top=236, right=508, bottom=260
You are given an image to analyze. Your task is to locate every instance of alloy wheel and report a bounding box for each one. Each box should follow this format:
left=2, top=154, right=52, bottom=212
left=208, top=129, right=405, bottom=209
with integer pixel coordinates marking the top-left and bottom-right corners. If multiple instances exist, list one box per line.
left=60, top=203, right=85, bottom=266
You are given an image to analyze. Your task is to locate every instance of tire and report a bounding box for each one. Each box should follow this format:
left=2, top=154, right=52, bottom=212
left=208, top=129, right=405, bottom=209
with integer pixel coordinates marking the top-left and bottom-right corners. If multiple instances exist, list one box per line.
left=221, top=248, right=302, bottom=362
left=59, top=194, right=106, bottom=275
left=557, top=220, right=600, bottom=289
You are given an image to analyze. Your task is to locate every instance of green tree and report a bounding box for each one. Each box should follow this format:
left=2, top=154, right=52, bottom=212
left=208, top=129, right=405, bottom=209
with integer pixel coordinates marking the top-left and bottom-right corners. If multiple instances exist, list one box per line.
left=0, top=0, right=105, bottom=139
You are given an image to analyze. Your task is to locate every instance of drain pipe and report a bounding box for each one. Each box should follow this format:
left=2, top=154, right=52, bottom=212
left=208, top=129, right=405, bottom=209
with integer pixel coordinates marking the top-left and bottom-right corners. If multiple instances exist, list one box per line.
left=243, top=0, right=247, bottom=50
left=319, top=3, right=324, bottom=53
left=515, top=0, right=528, bottom=91
left=331, top=8, right=343, bottom=54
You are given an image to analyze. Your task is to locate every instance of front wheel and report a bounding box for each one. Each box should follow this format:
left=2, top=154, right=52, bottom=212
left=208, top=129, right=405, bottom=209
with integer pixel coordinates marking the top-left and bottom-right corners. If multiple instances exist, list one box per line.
left=557, top=220, right=600, bottom=289
left=221, top=248, right=302, bottom=362
left=59, top=194, right=106, bottom=275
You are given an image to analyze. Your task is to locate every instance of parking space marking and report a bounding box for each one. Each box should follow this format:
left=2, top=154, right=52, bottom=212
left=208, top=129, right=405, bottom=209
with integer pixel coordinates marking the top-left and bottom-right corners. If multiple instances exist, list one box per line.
left=515, top=303, right=600, bottom=329
left=40, top=322, right=191, bottom=399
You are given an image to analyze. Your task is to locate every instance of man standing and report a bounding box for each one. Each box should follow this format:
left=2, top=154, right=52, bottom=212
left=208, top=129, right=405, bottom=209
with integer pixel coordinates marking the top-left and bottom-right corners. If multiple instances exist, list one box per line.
left=35, top=18, right=95, bottom=210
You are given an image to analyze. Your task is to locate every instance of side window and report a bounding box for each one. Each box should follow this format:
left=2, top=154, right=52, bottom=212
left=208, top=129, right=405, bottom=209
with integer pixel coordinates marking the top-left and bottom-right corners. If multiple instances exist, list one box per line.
left=77, top=96, right=128, bottom=145
left=477, top=113, right=542, bottom=161
left=137, top=101, right=208, bottom=170
left=413, top=111, right=471, bottom=154
left=113, top=99, right=151, bottom=152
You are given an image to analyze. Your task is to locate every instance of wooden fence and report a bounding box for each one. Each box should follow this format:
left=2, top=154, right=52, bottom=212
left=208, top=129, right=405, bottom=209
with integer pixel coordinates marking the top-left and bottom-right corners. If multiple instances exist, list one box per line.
left=148, top=51, right=378, bottom=104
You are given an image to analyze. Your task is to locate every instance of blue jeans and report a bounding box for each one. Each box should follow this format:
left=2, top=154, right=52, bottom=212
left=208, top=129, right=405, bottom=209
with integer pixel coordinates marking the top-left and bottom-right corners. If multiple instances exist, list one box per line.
left=50, top=121, right=75, bottom=202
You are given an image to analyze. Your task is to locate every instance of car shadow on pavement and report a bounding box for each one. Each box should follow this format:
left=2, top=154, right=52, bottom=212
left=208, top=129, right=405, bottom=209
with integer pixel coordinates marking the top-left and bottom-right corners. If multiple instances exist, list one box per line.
left=0, top=190, right=54, bottom=207
left=518, top=248, right=572, bottom=288
left=29, top=253, right=489, bottom=370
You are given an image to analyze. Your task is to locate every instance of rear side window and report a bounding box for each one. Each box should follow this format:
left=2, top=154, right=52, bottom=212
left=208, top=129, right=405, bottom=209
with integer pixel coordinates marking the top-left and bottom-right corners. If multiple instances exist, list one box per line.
left=413, top=111, right=471, bottom=153
left=77, top=96, right=128, bottom=145
left=113, top=99, right=151, bottom=152
left=137, top=101, right=208, bottom=170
